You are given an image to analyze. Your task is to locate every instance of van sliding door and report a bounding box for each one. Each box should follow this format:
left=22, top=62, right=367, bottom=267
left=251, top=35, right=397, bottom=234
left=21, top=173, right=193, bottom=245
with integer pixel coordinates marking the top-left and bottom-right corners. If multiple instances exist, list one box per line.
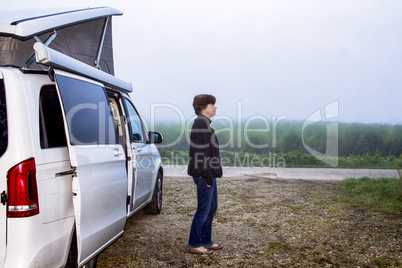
left=54, top=70, right=127, bottom=266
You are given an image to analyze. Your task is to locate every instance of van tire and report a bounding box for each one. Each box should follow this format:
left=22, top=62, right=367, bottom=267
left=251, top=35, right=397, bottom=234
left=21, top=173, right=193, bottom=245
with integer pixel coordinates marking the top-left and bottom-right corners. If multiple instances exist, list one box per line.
left=65, top=230, right=98, bottom=268
left=143, top=172, right=163, bottom=215
left=65, top=230, right=78, bottom=267
left=82, top=256, right=98, bottom=268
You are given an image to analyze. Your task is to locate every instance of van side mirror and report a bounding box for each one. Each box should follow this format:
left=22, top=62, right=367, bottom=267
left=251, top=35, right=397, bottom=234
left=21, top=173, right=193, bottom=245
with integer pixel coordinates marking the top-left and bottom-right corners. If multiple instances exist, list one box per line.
left=148, top=131, right=163, bottom=144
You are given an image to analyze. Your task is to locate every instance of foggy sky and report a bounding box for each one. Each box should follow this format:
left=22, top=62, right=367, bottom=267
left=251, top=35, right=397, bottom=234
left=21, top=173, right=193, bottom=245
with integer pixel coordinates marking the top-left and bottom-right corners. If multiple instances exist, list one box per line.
left=4, top=0, right=402, bottom=125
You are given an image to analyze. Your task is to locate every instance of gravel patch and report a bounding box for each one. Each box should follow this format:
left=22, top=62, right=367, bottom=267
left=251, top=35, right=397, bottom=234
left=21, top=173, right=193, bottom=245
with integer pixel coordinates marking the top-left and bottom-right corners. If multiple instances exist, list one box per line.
left=97, top=175, right=402, bottom=267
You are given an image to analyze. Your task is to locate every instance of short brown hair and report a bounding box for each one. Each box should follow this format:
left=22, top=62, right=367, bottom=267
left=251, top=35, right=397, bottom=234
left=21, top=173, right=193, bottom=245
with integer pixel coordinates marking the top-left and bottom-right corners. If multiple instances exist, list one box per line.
left=193, top=94, right=216, bottom=115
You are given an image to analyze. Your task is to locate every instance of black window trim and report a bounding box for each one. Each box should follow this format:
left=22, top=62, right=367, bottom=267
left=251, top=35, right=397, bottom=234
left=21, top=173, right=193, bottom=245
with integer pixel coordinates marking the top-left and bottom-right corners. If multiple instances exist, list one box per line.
left=0, top=79, right=8, bottom=157
left=122, top=96, right=148, bottom=144
left=39, top=84, right=68, bottom=149
left=54, top=72, right=119, bottom=146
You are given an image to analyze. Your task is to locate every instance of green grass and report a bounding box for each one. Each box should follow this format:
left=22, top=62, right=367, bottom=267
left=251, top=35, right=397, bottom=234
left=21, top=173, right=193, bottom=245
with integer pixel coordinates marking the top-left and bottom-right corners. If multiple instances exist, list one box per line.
left=127, top=249, right=141, bottom=268
left=159, top=149, right=402, bottom=169
left=338, top=177, right=402, bottom=214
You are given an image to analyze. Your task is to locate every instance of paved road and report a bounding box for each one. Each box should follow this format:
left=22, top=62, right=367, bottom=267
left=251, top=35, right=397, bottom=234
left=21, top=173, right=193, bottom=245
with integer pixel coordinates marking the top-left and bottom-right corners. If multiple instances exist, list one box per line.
left=164, top=165, right=400, bottom=181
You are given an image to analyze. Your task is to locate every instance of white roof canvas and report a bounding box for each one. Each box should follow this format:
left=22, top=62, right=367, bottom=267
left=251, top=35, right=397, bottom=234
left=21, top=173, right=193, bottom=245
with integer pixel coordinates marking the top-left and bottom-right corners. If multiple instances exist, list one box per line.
left=0, top=6, right=122, bottom=76
left=0, top=7, right=122, bottom=38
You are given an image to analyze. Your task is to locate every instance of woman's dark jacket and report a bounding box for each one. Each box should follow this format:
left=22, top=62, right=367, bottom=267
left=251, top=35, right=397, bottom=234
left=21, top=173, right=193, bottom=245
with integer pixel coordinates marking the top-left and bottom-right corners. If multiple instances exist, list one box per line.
left=187, top=115, right=223, bottom=186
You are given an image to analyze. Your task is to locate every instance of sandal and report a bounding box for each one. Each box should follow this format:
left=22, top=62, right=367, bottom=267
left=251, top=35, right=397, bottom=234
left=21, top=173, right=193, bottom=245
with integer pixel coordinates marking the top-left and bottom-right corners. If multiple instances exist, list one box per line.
left=206, top=243, right=223, bottom=250
left=189, top=247, right=213, bottom=254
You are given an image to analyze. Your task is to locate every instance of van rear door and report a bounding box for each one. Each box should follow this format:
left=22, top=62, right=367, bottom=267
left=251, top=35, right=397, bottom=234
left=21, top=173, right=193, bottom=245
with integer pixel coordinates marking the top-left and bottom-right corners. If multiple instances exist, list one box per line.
left=53, top=71, right=127, bottom=266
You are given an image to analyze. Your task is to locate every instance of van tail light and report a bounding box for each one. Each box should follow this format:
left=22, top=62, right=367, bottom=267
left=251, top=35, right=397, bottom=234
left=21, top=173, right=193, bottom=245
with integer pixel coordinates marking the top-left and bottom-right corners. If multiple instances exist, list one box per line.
left=7, top=158, right=39, bottom=217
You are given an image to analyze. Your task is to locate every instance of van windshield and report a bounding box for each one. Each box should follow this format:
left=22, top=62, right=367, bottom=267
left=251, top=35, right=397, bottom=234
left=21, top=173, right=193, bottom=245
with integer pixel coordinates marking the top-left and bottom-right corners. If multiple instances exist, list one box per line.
left=0, top=80, right=7, bottom=157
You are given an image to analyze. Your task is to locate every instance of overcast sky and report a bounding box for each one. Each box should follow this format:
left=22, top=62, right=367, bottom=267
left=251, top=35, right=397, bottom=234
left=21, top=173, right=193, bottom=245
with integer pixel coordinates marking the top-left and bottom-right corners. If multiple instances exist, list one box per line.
left=4, top=1, right=402, bottom=125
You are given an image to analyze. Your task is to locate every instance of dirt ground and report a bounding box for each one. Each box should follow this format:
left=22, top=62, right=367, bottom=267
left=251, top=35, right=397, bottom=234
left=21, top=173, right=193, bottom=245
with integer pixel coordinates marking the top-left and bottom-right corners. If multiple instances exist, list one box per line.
left=97, top=174, right=401, bottom=268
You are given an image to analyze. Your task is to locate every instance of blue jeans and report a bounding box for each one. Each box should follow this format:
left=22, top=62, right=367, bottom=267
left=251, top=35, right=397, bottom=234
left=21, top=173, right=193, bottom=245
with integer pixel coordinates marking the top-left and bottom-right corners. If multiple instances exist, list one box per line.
left=188, top=177, right=218, bottom=248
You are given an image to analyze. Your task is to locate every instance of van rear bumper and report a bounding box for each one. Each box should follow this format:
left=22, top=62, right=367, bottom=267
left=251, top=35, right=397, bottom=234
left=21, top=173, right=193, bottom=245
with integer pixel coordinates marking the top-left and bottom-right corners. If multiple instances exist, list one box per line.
left=3, top=216, right=74, bottom=268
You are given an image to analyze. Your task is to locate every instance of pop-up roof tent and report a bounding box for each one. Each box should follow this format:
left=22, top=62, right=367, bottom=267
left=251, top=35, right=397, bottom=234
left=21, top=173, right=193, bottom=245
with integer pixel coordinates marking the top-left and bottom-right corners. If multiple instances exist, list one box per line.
left=0, top=6, right=121, bottom=75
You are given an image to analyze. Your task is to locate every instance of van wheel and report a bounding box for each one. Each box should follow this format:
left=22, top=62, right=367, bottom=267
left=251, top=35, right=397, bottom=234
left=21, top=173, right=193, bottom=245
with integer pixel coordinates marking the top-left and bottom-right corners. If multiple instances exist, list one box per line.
left=65, top=231, right=77, bottom=268
left=82, top=256, right=98, bottom=268
left=143, top=172, right=163, bottom=215
left=65, top=230, right=98, bottom=268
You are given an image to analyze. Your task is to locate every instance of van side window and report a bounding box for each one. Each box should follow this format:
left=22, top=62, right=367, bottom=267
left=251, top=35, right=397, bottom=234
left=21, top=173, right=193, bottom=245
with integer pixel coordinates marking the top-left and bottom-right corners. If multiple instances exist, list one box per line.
left=55, top=75, right=117, bottom=145
left=39, top=85, right=67, bottom=148
left=124, top=99, right=144, bottom=142
left=0, top=80, right=7, bottom=156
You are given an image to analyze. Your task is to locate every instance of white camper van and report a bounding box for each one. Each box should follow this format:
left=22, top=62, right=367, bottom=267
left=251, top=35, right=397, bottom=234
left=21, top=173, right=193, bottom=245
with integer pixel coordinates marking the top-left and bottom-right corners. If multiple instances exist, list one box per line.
left=0, top=7, right=164, bottom=267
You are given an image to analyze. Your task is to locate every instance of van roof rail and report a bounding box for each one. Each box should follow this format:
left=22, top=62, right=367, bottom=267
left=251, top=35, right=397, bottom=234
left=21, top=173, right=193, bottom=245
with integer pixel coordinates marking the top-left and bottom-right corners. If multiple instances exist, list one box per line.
left=34, top=42, right=133, bottom=93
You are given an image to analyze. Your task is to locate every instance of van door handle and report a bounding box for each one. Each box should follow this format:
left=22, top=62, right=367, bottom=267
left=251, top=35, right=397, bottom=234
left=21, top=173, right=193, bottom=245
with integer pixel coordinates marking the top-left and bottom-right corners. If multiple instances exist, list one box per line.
left=136, top=148, right=143, bottom=153
left=56, top=170, right=75, bottom=177
left=113, top=148, right=123, bottom=157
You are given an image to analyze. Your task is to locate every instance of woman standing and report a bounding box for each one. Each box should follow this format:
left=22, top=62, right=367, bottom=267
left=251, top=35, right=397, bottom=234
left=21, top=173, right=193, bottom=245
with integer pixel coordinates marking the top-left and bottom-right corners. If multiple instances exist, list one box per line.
left=187, top=94, right=223, bottom=254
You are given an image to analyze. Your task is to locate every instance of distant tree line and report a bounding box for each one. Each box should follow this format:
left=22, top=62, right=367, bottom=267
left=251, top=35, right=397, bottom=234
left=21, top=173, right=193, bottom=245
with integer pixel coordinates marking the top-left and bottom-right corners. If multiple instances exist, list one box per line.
left=153, top=120, right=402, bottom=158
